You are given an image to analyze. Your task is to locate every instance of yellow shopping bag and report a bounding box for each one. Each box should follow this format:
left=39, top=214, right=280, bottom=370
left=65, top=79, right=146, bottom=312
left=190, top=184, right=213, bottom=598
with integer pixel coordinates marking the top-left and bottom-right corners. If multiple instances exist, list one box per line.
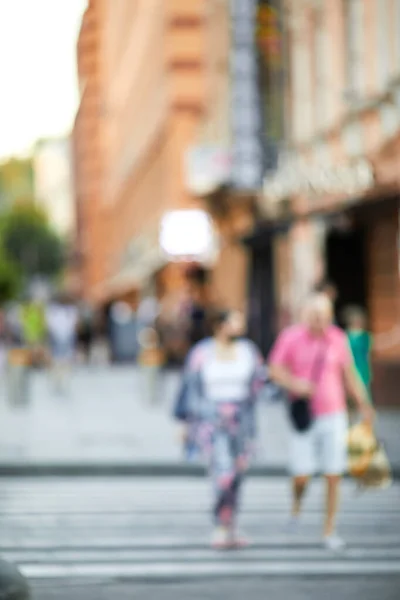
left=347, top=422, right=392, bottom=489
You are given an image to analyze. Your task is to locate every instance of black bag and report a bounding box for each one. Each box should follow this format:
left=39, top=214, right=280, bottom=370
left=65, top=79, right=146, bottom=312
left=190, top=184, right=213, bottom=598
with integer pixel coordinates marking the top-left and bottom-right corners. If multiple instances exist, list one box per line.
left=290, top=397, right=313, bottom=432
left=289, top=342, right=329, bottom=432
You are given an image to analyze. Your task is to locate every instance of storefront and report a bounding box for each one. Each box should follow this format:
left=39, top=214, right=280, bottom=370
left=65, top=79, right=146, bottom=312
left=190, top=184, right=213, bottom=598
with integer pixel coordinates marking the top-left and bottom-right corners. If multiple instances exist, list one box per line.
left=258, top=147, right=400, bottom=405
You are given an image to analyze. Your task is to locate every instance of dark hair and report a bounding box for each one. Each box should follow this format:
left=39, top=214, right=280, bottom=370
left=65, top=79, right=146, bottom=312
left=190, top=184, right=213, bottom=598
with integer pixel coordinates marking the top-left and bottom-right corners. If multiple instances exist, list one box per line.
left=315, top=279, right=336, bottom=293
left=209, top=309, right=230, bottom=332
left=342, top=305, right=367, bottom=327
left=185, top=265, right=209, bottom=285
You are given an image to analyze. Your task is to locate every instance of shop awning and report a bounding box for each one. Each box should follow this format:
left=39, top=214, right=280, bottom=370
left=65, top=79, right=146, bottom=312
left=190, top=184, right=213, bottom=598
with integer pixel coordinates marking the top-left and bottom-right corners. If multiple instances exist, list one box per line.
left=244, top=191, right=399, bottom=250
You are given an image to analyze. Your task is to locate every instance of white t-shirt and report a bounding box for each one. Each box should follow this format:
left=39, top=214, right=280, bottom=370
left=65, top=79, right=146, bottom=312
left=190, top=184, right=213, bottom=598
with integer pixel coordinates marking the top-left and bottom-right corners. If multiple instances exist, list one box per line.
left=201, top=341, right=256, bottom=403
left=46, top=304, right=78, bottom=342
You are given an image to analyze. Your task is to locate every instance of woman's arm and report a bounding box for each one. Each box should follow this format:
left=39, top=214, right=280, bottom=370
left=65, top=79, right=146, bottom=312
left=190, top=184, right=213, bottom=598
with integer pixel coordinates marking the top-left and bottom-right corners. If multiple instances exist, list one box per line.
left=173, top=341, right=207, bottom=421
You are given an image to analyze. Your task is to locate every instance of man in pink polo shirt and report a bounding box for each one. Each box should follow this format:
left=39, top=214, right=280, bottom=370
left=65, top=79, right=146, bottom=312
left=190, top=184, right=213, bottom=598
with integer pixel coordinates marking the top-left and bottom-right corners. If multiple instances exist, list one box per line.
left=268, top=294, right=373, bottom=551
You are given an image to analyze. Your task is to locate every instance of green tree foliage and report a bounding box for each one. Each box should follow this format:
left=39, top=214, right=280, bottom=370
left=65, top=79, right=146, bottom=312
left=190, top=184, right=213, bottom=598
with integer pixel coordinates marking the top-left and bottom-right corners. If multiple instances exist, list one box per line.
left=0, top=203, right=65, bottom=280
left=0, top=158, right=34, bottom=207
left=0, top=252, right=21, bottom=305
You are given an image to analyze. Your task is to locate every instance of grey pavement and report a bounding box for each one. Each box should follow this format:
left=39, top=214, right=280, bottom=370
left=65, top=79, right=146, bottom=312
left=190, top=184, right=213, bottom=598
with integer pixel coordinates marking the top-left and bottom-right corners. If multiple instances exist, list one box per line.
left=0, top=476, right=398, bottom=598
left=0, top=365, right=398, bottom=474
left=31, top=576, right=400, bottom=600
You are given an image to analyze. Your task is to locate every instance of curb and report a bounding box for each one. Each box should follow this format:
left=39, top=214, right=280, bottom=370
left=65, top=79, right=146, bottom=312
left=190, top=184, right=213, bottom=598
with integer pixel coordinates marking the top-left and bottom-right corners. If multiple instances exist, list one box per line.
left=0, top=463, right=286, bottom=478
left=0, top=463, right=398, bottom=479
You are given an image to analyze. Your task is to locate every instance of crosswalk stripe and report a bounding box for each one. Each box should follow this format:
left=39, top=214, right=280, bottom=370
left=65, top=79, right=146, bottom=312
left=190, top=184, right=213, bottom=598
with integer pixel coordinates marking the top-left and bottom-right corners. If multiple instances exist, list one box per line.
left=0, top=477, right=398, bottom=581
left=19, top=559, right=400, bottom=580
left=3, top=546, right=400, bottom=563
left=1, top=534, right=400, bottom=550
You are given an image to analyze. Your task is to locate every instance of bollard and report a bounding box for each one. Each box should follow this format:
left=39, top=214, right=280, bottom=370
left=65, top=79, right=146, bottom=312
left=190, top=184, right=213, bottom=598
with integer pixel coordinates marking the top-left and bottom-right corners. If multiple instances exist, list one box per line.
left=6, top=349, right=30, bottom=407
left=138, top=349, right=163, bottom=404
left=0, top=559, right=30, bottom=600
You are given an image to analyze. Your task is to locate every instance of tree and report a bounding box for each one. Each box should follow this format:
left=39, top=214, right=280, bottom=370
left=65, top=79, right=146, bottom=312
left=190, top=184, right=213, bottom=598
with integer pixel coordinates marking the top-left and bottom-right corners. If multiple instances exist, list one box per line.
left=0, top=252, right=21, bottom=305
left=0, top=203, right=65, bottom=280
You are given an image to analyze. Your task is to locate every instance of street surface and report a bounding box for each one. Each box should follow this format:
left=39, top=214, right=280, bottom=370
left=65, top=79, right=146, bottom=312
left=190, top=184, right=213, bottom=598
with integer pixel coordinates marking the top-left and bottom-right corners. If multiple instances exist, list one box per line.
left=0, top=365, right=398, bottom=473
left=0, top=476, right=398, bottom=598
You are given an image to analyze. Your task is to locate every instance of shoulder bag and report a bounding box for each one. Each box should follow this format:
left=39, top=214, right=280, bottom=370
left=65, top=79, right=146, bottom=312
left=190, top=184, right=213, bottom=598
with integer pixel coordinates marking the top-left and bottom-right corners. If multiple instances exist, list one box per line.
left=289, top=342, right=329, bottom=432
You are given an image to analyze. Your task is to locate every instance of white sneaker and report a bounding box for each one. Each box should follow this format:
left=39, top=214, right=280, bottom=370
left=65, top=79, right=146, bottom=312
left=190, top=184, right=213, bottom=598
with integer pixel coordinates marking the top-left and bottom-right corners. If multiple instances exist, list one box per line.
left=211, top=526, right=231, bottom=549
left=324, top=533, right=346, bottom=552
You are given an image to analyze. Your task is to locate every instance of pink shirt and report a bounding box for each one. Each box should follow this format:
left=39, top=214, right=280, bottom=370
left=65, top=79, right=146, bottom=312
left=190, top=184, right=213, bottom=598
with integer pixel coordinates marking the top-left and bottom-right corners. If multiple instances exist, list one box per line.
left=269, top=324, right=351, bottom=416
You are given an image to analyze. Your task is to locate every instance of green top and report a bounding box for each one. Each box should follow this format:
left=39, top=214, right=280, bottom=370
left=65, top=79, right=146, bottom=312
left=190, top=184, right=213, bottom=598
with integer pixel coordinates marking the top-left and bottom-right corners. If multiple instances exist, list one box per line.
left=347, top=329, right=372, bottom=400
left=20, top=302, right=46, bottom=344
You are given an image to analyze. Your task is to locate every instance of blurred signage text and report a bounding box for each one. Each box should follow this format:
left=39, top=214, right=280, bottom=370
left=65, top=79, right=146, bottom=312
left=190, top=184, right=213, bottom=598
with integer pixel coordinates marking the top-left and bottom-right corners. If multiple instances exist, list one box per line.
left=185, top=146, right=231, bottom=195
left=263, top=157, right=374, bottom=202
left=230, top=0, right=264, bottom=190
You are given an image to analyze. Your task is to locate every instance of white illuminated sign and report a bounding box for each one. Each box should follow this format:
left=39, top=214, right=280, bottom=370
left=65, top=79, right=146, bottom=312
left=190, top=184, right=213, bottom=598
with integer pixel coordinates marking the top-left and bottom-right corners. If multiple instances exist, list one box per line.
left=263, top=157, right=374, bottom=202
left=159, top=210, right=216, bottom=261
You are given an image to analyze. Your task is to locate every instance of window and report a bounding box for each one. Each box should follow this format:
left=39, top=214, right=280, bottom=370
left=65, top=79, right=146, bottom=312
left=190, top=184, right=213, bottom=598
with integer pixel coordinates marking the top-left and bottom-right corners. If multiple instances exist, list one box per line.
left=376, top=0, right=392, bottom=89
left=343, top=0, right=364, bottom=100
left=395, top=0, right=400, bottom=69
left=292, top=29, right=313, bottom=141
left=312, top=7, right=328, bottom=129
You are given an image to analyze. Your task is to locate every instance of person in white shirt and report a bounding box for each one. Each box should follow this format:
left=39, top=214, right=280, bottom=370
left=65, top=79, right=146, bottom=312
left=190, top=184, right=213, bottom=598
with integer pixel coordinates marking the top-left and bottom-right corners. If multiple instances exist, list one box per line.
left=174, top=310, right=265, bottom=549
left=46, top=293, right=78, bottom=395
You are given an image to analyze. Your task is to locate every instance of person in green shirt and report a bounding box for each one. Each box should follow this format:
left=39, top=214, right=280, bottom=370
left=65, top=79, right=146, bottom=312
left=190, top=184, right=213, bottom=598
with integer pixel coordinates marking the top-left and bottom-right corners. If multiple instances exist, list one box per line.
left=20, top=301, right=46, bottom=346
left=345, top=306, right=373, bottom=404
left=20, top=301, right=47, bottom=367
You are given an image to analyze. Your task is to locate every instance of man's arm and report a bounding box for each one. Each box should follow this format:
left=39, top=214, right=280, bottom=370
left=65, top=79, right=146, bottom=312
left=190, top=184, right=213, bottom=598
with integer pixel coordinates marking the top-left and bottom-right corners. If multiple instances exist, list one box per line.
left=268, top=327, right=314, bottom=398
left=269, top=364, right=313, bottom=397
left=343, top=361, right=374, bottom=423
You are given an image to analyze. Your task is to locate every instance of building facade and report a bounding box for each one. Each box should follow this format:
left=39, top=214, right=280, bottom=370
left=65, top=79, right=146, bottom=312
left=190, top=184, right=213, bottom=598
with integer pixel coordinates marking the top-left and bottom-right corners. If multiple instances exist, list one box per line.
left=72, top=0, right=105, bottom=300
left=74, top=0, right=229, bottom=310
left=73, top=0, right=288, bottom=336
left=257, top=0, right=400, bottom=405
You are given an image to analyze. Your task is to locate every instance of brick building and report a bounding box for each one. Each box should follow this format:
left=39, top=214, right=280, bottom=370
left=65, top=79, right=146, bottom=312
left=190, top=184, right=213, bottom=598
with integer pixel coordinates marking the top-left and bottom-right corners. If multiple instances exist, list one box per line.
left=74, top=0, right=236, bottom=310
left=254, top=0, right=400, bottom=404
left=72, top=0, right=105, bottom=299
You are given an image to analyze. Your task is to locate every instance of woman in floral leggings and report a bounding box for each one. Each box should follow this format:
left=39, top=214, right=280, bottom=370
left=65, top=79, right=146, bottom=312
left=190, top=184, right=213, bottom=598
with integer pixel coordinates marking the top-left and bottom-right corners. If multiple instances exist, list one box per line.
left=174, top=310, right=265, bottom=549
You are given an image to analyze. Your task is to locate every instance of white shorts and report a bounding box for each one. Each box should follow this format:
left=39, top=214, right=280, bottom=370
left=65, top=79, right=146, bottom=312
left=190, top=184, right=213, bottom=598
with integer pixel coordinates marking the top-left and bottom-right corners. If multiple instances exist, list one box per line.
left=289, top=412, right=348, bottom=477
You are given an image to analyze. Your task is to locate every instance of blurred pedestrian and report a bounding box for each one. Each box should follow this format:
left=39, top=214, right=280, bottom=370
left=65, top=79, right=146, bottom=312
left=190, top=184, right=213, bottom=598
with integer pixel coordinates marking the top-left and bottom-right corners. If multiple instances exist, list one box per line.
left=20, top=298, right=47, bottom=367
left=77, top=303, right=94, bottom=364
left=174, top=310, right=265, bottom=549
left=184, top=265, right=215, bottom=349
left=157, top=292, right=188, bottom=368
left=268, top=294, right=374, bottom=551
left=138, top=326, right=164, bottom=404
left=344, top=306, right=373, bottom=405
left=46, top=293, right=78, bottom=395
left=0, top=310, right=9, bottom=372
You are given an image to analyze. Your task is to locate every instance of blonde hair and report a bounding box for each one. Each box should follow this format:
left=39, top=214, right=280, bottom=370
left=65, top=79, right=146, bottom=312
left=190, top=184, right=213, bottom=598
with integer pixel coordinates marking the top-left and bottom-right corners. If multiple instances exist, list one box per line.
left=302, top=293, right=333, bottom=322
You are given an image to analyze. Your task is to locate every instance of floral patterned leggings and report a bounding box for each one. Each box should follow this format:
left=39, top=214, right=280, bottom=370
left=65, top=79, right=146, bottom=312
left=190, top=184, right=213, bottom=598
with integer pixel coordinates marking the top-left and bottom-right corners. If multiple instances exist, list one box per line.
left=207, top=403, right=252, bottom=527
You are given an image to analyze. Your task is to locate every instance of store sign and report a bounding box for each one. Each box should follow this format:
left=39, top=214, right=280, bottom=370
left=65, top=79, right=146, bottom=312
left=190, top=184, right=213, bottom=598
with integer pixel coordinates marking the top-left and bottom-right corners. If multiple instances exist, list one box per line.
left=230, top=0, right=264, bottom=190
left=185, top=146, right=231, bottom=195
left=256, top=0, right=284, bottom=165
left=159, top=210, right=217, bottom=263
left=263, top=157, right=374, bottom=202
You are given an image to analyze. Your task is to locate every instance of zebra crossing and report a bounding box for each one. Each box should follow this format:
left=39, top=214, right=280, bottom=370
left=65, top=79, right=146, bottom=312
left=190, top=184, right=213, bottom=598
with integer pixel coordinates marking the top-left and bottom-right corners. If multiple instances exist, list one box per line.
left=0, top=476, right=399, bottom=581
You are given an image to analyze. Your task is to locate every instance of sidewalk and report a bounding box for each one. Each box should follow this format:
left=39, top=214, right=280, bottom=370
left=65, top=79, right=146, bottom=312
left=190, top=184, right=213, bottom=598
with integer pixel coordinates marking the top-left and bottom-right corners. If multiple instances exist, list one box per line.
left=0, top=365, right=398, bottom=476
